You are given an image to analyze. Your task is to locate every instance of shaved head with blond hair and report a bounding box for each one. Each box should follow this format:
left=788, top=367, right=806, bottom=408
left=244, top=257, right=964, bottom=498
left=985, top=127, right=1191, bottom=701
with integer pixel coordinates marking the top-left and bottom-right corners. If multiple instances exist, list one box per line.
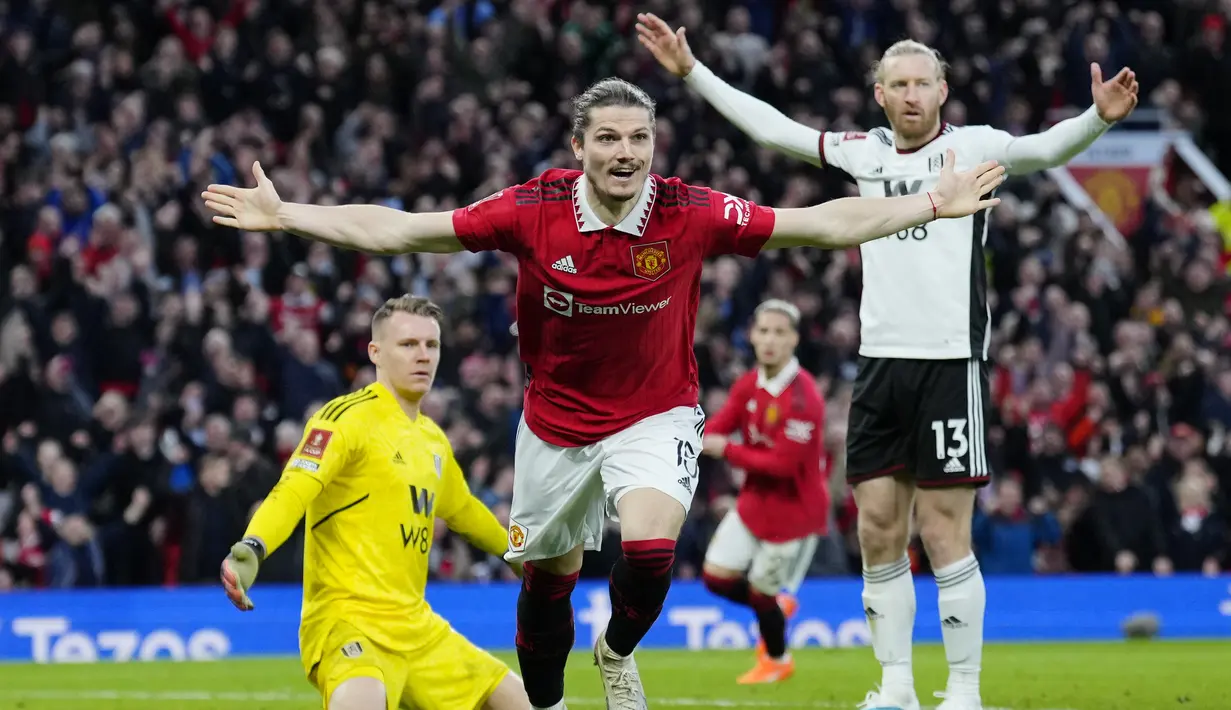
left=872, top=39, right=949, bottom=85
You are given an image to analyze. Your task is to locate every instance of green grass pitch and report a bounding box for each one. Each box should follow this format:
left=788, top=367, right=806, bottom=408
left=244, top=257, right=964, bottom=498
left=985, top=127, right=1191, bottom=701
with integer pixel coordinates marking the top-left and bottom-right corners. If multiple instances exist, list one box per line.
left=0, top=641, right=1227, bottom=709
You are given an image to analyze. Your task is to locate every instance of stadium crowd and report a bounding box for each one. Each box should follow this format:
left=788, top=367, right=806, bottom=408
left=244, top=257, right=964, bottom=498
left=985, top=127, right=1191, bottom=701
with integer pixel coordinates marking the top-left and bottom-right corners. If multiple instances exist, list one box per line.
left=1, top=0, right=1230, bottom=590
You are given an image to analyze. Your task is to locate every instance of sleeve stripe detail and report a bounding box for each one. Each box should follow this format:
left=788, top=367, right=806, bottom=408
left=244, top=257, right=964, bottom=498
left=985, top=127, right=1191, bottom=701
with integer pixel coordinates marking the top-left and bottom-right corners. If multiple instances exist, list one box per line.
left=310, top=493, right=371, bottom=530
left=324, top=393, right=379, bottom=422
left=320, top=388, right=371, bottom=421
left=818, top=132, right=828, bottom=166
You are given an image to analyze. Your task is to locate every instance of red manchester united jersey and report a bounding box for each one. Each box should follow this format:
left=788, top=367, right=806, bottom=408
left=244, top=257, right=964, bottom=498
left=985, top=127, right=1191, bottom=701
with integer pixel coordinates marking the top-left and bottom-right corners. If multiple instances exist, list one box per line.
left=708, top=358, right=829, bottom=541
left=452, top=168, right=776, bottom=446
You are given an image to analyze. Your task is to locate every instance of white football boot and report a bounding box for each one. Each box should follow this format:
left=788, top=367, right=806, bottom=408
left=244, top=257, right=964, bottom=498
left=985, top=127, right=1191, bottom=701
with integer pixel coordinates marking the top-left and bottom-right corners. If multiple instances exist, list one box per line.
left=934, top=691, right=983, bottom=710
left=593, top=632, right=648, bottom=710
left=856, top=687, right=921, bottom=710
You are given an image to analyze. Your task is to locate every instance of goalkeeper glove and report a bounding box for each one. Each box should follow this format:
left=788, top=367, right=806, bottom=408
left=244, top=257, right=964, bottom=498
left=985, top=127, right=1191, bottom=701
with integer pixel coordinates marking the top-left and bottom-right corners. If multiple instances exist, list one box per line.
left=221, top=538, right=264, bottom=611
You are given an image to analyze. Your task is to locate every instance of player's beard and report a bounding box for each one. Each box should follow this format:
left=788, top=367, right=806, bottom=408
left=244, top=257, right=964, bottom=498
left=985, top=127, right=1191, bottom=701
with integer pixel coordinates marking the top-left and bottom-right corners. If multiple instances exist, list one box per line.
left=889, top=102, right=942, bottom=142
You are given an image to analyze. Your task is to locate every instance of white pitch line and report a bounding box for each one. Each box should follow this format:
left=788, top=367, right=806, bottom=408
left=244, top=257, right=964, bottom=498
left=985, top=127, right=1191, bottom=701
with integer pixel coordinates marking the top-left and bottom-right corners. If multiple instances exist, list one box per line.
left=0, top=689, right=1079, bottom=710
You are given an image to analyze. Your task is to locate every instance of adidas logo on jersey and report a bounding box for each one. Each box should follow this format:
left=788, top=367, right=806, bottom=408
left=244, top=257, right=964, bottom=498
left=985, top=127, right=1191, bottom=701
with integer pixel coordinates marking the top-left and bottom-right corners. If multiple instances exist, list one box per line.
left=677, top=476, right=692, bottom=494
left=943, top=458, right=966, bottom=474
left=392, top=451, right=406, bottom=465
left=551, top=255, right=577, bottom=273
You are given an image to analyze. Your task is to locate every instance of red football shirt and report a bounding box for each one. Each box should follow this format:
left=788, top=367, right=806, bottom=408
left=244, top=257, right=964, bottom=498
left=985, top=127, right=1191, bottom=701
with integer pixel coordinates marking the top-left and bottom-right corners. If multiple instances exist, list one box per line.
left=452, top=168, right=776, bottom=446
left=707, top=358, right=830, bottom=542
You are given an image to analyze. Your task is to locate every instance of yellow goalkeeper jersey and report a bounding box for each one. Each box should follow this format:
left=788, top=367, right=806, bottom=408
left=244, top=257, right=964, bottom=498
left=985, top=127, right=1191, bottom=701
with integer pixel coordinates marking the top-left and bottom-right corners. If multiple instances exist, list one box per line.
left=242, top=382, right=508, bottom=670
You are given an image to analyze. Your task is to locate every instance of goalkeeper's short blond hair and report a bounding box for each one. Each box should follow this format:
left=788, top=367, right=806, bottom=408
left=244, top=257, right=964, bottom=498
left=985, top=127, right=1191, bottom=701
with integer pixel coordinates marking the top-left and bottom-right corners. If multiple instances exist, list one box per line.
left=371, top=294, right=444, bottom=335
left=872, top=40, right=949, bottom=84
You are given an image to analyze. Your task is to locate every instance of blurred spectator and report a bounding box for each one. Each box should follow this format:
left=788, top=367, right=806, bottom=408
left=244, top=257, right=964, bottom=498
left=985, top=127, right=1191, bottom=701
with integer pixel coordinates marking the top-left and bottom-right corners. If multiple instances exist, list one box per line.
left=178, top=455, right=245, bottom=584
left=973, top=477, right=1062, bottom=575
left=1078, top=456, right=1173, bottom=576
left=1166, top=461, right=1225, bottom=576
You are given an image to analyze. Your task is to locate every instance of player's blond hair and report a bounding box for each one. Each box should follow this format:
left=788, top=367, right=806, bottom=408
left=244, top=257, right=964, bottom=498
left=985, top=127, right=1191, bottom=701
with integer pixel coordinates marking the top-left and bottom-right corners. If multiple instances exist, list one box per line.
left=871, top=40, right=949, bottom=85
left=371, top=294, right=445, bottom=335
left=754, top=299, right=801, bottom=330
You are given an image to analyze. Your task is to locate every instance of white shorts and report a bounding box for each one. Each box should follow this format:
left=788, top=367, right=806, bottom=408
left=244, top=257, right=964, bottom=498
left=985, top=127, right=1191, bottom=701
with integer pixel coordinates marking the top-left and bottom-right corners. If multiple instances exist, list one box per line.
left=704, top=509, right=818, bottom=595
left=505, top=405, right=705, bottom=562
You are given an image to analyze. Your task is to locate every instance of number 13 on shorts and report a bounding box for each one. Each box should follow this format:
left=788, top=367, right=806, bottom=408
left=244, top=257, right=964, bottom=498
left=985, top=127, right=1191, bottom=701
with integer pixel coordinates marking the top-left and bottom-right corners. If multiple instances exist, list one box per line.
left=930, top=418, right=969, bottom=460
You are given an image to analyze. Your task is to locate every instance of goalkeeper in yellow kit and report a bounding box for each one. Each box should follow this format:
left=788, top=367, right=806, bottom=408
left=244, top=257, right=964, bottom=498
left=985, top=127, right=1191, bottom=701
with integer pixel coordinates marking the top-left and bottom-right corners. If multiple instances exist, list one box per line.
left=220, top=295, right=530, bottom=710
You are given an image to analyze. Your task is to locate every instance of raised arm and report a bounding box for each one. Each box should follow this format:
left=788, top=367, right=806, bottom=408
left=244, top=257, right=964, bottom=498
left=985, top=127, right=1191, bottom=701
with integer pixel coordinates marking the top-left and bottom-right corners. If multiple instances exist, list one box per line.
left=202, top=162, right=463, bottom=255
left=986, top=63, right=1137, bottom=175
left=763, top=150, right=1005, bottom=250
left=637, top=13, right=822, bottom=166
left=988, top=107, right=1110, bottom=175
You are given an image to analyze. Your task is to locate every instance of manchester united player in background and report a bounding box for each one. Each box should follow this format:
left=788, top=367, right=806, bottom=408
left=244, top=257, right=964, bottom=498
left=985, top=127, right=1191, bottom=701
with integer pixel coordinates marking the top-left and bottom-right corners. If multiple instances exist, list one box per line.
left=202, top=77, right=1004, bottom=710
left=700, top=299, right=828, bottom=685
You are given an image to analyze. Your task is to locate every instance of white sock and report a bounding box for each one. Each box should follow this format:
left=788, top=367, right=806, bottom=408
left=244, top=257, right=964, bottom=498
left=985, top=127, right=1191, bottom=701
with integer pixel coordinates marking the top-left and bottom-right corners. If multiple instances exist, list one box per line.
left=935, top=553, right=985, bottom=699
left=862, top=555, right=916, bottom=697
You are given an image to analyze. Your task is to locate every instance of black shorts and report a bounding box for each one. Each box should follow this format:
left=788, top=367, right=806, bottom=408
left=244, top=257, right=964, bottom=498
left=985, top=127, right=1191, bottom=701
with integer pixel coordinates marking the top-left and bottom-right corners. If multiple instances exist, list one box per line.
left=846, top=357, right=992, bottom=488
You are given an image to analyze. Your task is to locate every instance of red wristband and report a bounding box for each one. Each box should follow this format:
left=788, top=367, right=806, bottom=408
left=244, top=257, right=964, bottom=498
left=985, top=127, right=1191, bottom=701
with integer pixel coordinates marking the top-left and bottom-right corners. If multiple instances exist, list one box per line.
left=927, top=192, right=938, bottom=220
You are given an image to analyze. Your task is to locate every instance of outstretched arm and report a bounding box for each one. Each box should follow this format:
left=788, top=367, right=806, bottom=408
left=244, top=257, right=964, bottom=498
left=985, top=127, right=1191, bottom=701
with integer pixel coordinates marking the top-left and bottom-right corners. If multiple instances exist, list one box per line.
left=203, top=162, right=463, bottom=255
left=991, top=107, right=1111, bottom=175
left=763, top=150, right=1004, bottom=250
left=637, top=14, right=822, bottom=166
left=685, top=62, right=821, bottom=166
left=989, top=63, right=1137, bottom=175
left=278, top=203, right=460, bottom=255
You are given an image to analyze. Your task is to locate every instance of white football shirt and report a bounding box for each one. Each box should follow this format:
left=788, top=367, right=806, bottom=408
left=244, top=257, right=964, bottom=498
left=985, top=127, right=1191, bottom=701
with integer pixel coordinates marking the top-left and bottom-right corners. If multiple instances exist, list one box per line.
left=681, top=60, right=1112, bottom=363
left=821, top=124, right=1018, bottom=361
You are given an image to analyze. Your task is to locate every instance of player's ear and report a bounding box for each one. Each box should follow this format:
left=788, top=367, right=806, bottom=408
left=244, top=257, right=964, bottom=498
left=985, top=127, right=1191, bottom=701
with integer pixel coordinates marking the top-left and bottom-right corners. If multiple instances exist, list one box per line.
left=569, top=134, right=583, bottom=162
left=367, top=340, right=379, bottom=367
left=939, top=80, right=949, bottom=105
left=873, top=83, right=886, bottom=108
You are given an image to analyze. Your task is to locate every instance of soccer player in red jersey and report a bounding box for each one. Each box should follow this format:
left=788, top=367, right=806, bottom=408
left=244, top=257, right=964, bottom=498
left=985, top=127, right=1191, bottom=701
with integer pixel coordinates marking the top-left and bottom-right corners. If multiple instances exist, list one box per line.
left=700, top=299, right=828, bottom=685
left=202, top=78, right=1004, bottom=710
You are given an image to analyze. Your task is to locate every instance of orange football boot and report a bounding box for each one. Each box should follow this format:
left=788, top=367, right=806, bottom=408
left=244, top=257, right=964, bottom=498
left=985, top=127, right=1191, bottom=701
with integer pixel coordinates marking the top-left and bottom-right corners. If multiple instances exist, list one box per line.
left=736, top=654, right=796, bottom=684
left=755, top=593, right=800, bottom=661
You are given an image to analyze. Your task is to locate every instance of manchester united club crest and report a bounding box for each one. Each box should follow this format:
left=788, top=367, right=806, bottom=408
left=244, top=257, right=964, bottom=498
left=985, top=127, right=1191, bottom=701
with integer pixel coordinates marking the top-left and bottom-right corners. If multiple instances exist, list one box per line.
left=765, top=403, right=779, bottom=425
left=630, top=241, right=671, bottom=281
left=508, top=521, right=527, bottom=552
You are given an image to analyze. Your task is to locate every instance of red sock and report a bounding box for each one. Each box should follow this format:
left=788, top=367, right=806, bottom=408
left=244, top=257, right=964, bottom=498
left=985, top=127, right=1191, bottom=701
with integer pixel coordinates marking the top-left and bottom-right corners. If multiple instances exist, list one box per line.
left=605, top=538, right=675, bottom=657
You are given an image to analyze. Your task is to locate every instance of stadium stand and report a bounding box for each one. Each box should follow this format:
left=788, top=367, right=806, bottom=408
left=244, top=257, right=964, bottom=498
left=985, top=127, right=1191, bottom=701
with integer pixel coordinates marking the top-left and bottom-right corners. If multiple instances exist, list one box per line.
left=0, top=0, right=1229, bottom=591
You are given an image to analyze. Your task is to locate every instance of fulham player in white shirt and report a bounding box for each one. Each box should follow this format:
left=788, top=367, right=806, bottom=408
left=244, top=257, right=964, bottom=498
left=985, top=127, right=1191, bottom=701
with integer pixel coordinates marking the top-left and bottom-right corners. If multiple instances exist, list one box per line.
left=637, top=14, right=1139, bottom=710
